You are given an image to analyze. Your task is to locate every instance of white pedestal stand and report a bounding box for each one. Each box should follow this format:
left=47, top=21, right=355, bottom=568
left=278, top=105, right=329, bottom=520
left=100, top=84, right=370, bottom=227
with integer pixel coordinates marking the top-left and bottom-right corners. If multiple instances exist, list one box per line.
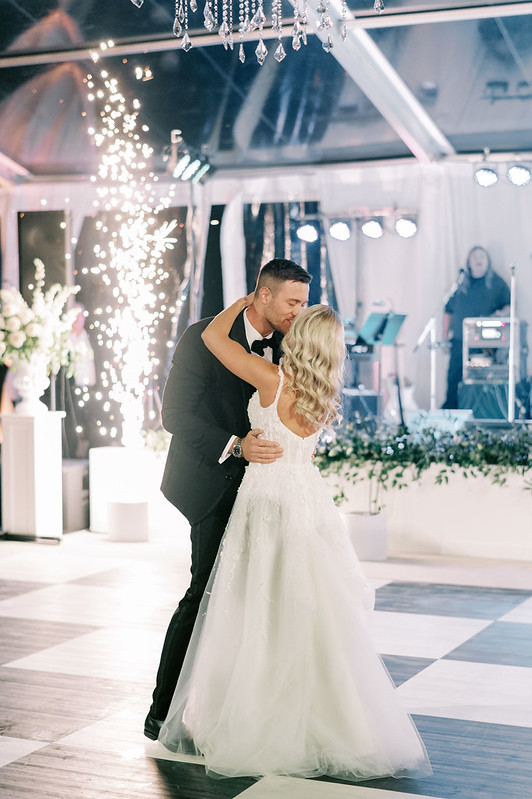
left=89, top=446, right=151, bottom=541
left=1, top=412, right=65, bottom=540
left=341, top=511, right=388, bottom=561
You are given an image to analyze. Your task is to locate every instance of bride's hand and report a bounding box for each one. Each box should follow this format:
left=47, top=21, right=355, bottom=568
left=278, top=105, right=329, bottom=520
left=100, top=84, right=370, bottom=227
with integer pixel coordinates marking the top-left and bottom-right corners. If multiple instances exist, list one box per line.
left=232, top=294, right=254, bottom=313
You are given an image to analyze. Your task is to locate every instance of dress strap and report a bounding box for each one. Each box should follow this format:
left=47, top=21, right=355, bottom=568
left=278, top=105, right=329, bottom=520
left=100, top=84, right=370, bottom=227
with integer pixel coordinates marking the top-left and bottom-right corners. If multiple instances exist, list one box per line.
left=274, top=362, right=284, bottom=408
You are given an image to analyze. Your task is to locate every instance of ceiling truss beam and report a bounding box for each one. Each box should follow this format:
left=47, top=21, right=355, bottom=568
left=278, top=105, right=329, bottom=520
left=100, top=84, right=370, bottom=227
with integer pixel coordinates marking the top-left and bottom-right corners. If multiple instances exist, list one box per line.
left=1, top=2, right=531, bottom=69
left=346, top=2, right=532, bottom=30
left=291, top=0, right=455, bottom=162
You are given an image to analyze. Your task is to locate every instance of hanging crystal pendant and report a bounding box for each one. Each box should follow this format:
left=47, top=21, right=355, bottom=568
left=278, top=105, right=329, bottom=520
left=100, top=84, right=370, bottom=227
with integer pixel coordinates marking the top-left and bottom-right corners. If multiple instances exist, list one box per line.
left=130, top=0, right=144, bottom=6
left=274, top=41, right=286, bottom=62
left=239, top=15, right=250, bottom=34
left=374, top=0, right=385, bottom=12
left=203, top=1, right=216, bottom=31
left=173, top=16, right=182, bottom=36
left=219, top=20, right=229, bottom=40
left=239, top=42, right=246, bottom=62
left=292, top=20, right=301, bottom=50
left=255, top=37, right=268, bottom=65
left=272, top=0, right=283, bottom=35
left=190, top=0, right=198, bottom=10
left=317, top=0, right=332, bottom=31
left=341, top=0, right=348, bottom=40
left=250, top=7, right=266, bottom=31
left=178, top=2, right=185, bottom=23
left=181, top=31, right=192, bottom=51
left=322, top=35, right=333, bottom=52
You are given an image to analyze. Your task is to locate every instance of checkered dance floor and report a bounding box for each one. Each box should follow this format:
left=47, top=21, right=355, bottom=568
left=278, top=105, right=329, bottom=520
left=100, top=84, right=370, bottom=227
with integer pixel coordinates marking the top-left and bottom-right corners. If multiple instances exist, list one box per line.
left=0, top=521, right=531, bottom=799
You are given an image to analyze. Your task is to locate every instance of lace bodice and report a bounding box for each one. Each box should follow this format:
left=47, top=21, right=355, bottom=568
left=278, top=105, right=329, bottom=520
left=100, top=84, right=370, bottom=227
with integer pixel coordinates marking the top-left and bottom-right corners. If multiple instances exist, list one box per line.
left=247, top=365, right=321, bottom=466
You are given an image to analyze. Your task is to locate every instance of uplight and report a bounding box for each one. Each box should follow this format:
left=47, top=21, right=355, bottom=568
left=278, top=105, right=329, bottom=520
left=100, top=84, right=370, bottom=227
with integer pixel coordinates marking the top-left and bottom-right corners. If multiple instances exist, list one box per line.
left=329, top=221, right=351, bottom=241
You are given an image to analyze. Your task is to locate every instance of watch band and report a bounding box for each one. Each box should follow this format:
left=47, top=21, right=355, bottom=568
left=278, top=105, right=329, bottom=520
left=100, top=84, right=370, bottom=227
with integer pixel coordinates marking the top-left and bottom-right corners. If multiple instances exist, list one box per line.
left=232, top=437, right=243, bottom=458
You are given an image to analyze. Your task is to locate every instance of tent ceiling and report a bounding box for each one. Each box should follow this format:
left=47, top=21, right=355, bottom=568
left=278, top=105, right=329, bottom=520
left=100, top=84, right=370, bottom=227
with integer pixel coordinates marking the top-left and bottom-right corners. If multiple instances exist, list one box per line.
left=0, top=0, right=531, bottom=177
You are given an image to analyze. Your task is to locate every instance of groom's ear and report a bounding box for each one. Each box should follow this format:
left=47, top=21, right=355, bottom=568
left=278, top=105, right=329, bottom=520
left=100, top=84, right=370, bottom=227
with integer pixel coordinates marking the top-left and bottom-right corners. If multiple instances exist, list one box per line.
left=257, top=286, right=272, bottom=306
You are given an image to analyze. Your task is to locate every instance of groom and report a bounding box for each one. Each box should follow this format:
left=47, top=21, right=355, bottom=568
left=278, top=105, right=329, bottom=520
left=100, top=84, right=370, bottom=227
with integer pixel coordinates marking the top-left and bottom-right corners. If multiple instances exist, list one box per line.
left=145, top=258, right=312, bottom=739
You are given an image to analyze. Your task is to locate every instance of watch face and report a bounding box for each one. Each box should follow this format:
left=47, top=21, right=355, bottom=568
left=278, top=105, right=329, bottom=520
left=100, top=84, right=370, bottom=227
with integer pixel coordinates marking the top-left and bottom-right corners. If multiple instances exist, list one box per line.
left=233, top=440, right=242, bottom=458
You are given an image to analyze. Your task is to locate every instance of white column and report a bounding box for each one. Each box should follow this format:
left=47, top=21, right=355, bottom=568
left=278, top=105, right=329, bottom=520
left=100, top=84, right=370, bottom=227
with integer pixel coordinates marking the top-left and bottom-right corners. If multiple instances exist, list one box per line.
left=1, top=412, right=65, bottom=539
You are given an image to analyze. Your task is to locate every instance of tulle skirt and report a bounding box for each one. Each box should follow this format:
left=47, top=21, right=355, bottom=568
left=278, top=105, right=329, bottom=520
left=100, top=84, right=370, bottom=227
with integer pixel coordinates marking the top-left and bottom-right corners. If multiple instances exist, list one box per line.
left=158, top=463, right=431, bottom=781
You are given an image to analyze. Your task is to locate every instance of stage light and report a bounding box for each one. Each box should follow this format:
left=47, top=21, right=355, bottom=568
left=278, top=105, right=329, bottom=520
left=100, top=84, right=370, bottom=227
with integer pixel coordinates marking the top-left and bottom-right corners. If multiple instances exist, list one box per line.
left=166, top=130, right=213, bottom=183
left=296, top=224, right=319, bottom=243
left=473, top=158, right=499, bottom=189
left=474, top=166, right=498, bottom=187
left=360, top=218, right=383, bottom=239
left=172, top=153, right=190, bottom=178
left=507, top=164, right=531, bottom=187
left=394, top=216, right=417, bottom=238
left=180, top=158, right=201, bottom=181
left=474, top=148, right=499, bottom=188
left=329, top=221, right=351, bottom=241
left=191, top=162, right=212, bottom=183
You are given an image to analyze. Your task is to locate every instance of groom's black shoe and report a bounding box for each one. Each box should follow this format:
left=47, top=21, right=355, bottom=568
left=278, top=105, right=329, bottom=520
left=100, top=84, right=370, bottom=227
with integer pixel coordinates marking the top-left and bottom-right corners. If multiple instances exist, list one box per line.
left=144, top=712, right=163, bottom=741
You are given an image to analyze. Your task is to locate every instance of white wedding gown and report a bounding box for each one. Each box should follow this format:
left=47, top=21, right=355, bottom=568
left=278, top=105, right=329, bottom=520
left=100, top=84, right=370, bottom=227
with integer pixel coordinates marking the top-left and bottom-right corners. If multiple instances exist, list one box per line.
left=158, top=367, right=431, bottom=781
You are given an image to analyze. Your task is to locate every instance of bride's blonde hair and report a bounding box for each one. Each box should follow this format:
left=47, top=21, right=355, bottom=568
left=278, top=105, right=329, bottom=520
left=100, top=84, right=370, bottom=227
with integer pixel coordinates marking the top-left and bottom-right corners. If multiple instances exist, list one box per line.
left=281, top=305, right=345, bottom=426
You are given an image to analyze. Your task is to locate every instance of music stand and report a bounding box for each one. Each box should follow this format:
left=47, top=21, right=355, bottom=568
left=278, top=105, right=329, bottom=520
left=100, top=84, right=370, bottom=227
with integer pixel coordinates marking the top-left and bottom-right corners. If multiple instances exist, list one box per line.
left=358, top=312, right=406, bottom=398
left=359, top=313, right=405, bottom=345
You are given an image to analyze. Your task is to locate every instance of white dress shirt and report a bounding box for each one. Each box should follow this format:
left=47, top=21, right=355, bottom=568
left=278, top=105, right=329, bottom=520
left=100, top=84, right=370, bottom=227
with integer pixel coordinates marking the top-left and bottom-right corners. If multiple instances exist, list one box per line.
left=219, top=309, right=273, bottom=462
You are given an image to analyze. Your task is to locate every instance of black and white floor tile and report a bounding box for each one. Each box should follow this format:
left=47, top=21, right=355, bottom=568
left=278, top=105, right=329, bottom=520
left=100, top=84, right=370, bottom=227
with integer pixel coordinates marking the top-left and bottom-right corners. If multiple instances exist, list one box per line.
left=0, top=520, right=531, bottom=799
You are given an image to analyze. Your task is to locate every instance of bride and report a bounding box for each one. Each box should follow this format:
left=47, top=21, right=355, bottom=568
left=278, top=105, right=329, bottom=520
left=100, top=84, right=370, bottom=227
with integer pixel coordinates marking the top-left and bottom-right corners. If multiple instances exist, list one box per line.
left=158, top=296, right=431, bottom=782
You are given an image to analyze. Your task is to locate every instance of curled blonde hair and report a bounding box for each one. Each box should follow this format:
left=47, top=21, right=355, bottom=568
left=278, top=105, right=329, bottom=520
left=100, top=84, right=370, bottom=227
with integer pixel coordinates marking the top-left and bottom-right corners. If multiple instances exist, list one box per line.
left=281, top=305, right=345, bottom=426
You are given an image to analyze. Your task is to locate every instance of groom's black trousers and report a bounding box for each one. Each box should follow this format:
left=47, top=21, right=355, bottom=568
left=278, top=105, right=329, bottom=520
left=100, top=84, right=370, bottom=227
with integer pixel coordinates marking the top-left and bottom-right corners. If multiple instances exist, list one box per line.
left=150, top=481, right=239, bottom=721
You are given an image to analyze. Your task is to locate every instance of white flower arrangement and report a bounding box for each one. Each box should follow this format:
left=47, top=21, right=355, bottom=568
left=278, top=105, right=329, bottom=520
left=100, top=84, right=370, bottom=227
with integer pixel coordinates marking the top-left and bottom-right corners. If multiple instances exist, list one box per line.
left=0, top=258, right=80, bottom=374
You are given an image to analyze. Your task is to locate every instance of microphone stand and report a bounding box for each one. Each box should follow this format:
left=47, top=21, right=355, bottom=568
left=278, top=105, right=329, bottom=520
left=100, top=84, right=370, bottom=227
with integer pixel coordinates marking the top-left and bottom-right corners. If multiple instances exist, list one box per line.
left=414, top=271, right=465, bottom=411
left=508, top=265, right=516, bottom=423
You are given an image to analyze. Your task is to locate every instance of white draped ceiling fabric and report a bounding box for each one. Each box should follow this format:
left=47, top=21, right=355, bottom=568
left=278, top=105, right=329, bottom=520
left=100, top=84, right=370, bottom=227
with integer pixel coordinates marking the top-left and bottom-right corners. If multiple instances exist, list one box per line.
left=0, top=10, right=94, bottom=175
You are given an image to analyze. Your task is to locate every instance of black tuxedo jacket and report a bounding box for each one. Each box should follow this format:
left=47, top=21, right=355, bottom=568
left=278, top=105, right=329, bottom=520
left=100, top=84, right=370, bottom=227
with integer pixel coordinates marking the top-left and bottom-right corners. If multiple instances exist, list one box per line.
left=160, top=311, right=282, bottom=525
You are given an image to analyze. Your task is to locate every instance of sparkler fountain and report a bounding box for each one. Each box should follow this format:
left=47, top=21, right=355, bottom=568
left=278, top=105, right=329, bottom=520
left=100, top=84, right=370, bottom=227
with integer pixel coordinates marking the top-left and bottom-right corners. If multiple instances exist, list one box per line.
left=85, top=68, right=183, bottom=536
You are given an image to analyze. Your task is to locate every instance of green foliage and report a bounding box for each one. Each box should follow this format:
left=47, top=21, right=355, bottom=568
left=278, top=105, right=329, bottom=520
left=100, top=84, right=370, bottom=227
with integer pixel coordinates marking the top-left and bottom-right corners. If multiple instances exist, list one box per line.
left=314, top=414, right=532, bottom=509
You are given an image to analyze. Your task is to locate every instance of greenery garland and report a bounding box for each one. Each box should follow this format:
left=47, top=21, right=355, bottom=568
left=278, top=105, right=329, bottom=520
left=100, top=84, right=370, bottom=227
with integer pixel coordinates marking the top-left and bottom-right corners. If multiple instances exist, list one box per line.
left=314, top=415, right=532, bottom=510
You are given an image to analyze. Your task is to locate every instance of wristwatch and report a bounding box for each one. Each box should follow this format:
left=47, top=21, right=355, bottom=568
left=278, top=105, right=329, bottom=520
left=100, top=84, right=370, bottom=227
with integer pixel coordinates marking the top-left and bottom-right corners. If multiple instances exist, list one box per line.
left=232, top=437, right=243, bottom=458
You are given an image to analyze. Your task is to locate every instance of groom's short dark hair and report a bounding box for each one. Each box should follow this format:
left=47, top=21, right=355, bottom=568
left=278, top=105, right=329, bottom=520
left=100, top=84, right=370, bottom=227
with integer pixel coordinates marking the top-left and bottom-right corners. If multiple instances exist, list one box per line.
left=256, top=259, right=312, bottom=293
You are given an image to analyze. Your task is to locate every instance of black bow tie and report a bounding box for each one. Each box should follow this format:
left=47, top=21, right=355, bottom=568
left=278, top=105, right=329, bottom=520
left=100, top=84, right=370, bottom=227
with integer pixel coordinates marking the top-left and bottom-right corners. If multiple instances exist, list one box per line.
left=251, top=338, right=273, bottom=355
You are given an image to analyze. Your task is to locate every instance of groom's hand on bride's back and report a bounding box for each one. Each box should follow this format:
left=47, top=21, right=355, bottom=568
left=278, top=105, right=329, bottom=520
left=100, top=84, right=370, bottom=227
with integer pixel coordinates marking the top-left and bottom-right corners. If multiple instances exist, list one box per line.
left=242, top=429, right=283, bottom=463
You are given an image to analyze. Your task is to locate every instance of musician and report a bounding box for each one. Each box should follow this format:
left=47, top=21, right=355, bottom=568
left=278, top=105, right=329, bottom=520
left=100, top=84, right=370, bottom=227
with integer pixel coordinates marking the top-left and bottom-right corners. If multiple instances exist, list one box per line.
left=442, top=246, right=510, bottom=409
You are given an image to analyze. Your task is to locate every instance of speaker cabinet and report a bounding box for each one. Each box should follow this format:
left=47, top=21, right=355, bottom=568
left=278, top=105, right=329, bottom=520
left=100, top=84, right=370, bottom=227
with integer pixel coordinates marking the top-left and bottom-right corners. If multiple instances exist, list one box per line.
left=342, top=388, right=382, bottom=419
left=457, top=381, right=529, bottom=420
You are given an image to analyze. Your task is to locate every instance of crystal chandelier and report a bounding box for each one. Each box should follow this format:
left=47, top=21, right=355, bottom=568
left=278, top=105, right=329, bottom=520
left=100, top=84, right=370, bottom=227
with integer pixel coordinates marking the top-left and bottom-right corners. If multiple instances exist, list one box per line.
left=129, top=0, right=384, bottom=65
